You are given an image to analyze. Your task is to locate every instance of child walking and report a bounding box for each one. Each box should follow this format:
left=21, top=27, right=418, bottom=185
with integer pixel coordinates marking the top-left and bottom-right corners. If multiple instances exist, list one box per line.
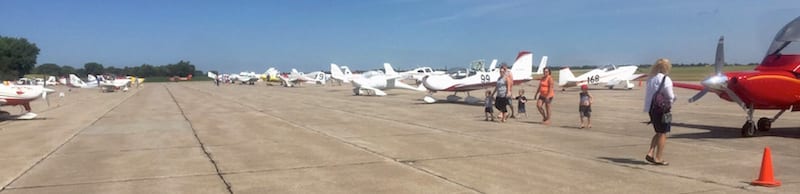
left=579, top=85, right=593, bottom=128
left=515, top=89, right=528, bottom=118
left=484, top=90, right=495, bottom=121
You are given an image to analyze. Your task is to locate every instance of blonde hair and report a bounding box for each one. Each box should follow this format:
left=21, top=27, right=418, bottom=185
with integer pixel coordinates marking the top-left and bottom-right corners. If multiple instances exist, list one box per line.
left=649, top=58, right=672, bottom=77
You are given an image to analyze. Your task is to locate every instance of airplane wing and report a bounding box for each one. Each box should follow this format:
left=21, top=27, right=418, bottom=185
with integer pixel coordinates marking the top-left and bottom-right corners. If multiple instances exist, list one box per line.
left=673, top=82, right=704, bottom=91
left=626, top=74, right=647, bottom=81
left=358, top=86, right=387, bottom=96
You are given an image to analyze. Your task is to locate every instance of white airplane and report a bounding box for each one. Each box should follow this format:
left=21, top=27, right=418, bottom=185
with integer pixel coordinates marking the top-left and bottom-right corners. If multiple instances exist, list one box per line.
left=421, top=51, right=547, bottom=103
left=331, top=63, right=425, bottom=96
left=234, top=72, right=260, bottom=85
left=384, top=64, right=446, bottom=82
left=280, top=69, right=326, bottom=87
left=46, top=76, right=58, bottom=86
left=0, top=83, right=54, bottom=119
left=330, top=64, right=362, bottom=84
left=90, top=75, right=131, bottom=92
left=59, top=74, right=98, bottom=88
left=558, top=65, right=645, bottom=90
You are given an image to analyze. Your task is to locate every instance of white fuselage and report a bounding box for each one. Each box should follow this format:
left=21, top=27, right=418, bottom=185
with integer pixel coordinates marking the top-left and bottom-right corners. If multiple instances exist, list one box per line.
left=560, top=65, right=641, bottom=89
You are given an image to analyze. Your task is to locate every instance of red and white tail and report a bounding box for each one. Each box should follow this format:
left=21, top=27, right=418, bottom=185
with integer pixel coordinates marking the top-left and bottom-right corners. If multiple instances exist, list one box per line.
left=510, top=51, right=533, bottom=79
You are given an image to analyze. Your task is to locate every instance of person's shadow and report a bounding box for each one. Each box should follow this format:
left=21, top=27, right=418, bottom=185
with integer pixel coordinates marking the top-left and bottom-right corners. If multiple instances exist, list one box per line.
left=597, top=157, right=650, bottom=165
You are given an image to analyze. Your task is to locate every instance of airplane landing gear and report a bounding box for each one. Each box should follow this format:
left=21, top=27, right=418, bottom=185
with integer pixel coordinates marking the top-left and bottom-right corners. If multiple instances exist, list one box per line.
left=757, top=117, right=772, bottom=132
left=742, top=120, right=756, bottom=137
left=740, top=107, right=786, bottom=137
left=741, top=107, right=756, bottom=137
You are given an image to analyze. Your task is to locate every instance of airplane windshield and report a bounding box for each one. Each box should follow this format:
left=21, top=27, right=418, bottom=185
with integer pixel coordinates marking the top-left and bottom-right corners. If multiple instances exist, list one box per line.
left=767, top=16, right=800, bottom=55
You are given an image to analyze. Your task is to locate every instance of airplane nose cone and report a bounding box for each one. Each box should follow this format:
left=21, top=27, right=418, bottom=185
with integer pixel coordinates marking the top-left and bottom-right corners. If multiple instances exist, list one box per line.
left=701, top=74, right=729, bottom=91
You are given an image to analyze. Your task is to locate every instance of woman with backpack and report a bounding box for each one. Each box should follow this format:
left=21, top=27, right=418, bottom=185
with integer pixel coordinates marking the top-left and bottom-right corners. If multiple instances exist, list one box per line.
left=644, top=58, right=675, bottom=166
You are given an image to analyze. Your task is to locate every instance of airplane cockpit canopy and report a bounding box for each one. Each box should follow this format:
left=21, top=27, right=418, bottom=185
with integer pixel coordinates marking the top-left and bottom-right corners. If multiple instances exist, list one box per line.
left=759, top=16, right=800, bottom=74
left=767, top=16, right=800, bottom=56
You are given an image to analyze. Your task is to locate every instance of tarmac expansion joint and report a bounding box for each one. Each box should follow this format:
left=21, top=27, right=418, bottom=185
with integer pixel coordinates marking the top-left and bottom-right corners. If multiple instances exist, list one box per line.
left=165, top=85, right=234, bottom=194
left=175, top=84, right=487, bottom=194
left=0, top=88, right=141, bottom=192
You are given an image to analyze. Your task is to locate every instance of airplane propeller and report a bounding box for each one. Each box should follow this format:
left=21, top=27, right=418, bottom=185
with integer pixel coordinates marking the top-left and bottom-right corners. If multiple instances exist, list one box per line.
left=689, top=36, right=727, bottom=103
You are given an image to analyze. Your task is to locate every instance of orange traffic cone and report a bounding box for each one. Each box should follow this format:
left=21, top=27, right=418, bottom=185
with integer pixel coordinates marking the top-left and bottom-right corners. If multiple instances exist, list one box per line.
left=751, top=146, right=781, bottom=187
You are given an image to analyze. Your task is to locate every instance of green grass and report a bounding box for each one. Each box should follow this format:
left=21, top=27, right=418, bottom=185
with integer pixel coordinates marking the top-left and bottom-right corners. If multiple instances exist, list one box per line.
left=546, top=65, right=757, bottom=82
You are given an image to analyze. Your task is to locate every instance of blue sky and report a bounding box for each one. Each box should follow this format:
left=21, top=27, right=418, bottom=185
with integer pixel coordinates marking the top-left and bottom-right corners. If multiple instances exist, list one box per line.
left=2, top=0, right=799, bottom=73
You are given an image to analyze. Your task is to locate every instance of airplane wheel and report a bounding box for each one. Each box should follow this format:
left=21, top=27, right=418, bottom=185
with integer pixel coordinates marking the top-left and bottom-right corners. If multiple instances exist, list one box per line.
left=741, top=121, right=756, bottom=137
left=757, top=117, right=771, bottom=131
left=608, top=86, right=614, bottom=89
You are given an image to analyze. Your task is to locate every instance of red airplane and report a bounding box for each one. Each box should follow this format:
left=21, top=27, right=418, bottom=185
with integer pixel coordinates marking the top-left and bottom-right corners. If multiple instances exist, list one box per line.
left=674, top=16, right=800, bottom=137
left=169, top=74, right=193, bottom=82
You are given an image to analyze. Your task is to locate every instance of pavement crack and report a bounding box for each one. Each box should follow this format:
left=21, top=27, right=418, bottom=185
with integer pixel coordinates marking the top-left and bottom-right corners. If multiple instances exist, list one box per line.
left=222, top=161, right=385, bottom=176
left=164, top=85, right=234, bottom=194
left=0, top=88, right=140, bottom=192
left=176, top=84, right=485, bottom=194
left=4, top=173, right=219, bottom=191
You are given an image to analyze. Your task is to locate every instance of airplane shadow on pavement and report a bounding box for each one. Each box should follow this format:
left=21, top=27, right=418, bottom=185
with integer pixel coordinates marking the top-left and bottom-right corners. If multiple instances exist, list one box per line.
left=668, top=122, right=800, bottom=139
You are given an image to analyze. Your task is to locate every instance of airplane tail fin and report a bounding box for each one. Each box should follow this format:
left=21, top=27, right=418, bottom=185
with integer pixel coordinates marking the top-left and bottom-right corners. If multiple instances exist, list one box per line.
left=87, top=74, right=97, bottom=82
left=535, top=56, right=548, bottom=74
left=341, top=66, right=352, bottom=76
left=46, top=76, right=56, bottom=86
left=207, top=72, right=217, bottom=79
left=69, top=74, right=85, bottom=86
left=384, top=63, right=398, bottom=75
left=330, top=64, right=349, bottom=83
left=558, top=67, right=575, bottom=86
left=510, top=51, right=533, bottom=79
left=291, top=69, right=301, bottom=76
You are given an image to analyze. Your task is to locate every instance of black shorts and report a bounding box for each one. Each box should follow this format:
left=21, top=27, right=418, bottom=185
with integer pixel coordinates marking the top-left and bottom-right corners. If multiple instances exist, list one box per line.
left=495, top=96, right=508, bottom=113
left=579, top=105, right=591, bottom=117
left=649, top=111, right=671, bottom=133
left=485, top=107, right=493, bottom=113
left=538, top=96, right=553, bottom=103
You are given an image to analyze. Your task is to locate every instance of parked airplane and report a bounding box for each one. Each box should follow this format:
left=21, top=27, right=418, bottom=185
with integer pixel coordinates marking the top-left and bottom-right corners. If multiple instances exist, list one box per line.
left=16, top=78, right=44, bottom=86
left=233, top=72, right=260, bottom=85
left=60, top=74, right=98, bottom=88
left=280, top=69, right=326, bottom=87
left=90, top=75, right=131, bottom=92
left=169, top=74, right=192, bottom=82
left=384, top=64, right=446, bottom=82
left=676, top=16, right=800, bottom=137
left=421, top=51, right=546, bottom=103
left=260, top=68, right=282, bottom=85
left=46, top=76, right=58, bottom=86
left=346, top=63, right=426, bottom=96
left=330, top=64, right=362, bottom=84
left=558, top=65, right=644, bottom=90
left=0, top=83, right=54, bottom=119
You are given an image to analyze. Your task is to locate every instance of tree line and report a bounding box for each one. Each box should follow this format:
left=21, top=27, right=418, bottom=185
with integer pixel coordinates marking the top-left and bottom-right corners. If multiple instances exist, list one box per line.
left=32, top=61, right=201, bottom=78
left=2, top=35, right=200, bottom=80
